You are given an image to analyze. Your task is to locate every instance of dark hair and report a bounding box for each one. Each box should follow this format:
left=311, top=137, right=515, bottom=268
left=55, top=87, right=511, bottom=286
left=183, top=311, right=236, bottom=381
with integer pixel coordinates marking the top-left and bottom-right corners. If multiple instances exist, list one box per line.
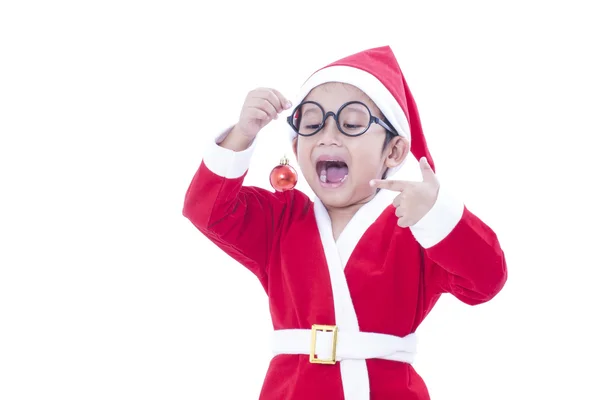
left=381, top=115, right=398, bottom=151
left=382, top=126, right=396, bottom=152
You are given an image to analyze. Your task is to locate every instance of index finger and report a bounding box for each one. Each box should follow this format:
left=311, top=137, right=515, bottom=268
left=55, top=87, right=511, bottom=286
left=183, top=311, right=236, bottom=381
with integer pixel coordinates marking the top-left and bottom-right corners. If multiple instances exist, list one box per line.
left=271, top=88, right=292, bottom=111
left=369, top=179, right=407, bottom=191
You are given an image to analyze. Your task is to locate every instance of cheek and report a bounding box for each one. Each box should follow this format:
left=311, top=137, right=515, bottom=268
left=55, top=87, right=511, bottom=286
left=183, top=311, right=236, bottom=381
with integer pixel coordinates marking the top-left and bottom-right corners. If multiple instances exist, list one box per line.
left=296, top=140, right=308, bottom=160
left=349, top=141, right=382, bottom=169
left=296, top=140, right=314, bottom=170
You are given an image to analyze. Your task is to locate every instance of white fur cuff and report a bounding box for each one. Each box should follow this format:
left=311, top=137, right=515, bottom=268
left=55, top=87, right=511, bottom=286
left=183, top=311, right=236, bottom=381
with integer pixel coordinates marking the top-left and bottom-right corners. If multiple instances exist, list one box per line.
left=202, top=126, right=257, bottom=179
left=409, top=183, right=464, bottom=248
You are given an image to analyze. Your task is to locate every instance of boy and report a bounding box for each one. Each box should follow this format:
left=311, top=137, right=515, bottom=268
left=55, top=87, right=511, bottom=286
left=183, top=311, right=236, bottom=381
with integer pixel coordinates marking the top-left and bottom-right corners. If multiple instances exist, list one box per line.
left=182, top=46, right=507, bottom=399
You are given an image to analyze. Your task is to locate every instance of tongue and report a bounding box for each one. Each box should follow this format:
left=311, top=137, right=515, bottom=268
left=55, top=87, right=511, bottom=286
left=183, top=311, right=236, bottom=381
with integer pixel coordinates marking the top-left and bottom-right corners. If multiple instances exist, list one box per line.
left=326, top=165, right=348, bottom=183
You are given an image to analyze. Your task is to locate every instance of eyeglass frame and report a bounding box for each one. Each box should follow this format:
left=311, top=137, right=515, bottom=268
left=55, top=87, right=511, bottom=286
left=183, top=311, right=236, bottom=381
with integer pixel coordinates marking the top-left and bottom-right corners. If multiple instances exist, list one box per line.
left=286, top=100, right=398, bottom=137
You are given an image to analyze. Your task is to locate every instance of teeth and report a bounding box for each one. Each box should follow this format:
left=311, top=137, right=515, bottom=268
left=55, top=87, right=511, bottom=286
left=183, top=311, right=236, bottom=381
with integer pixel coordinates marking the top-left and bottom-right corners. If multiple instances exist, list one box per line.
left=317, top=160, right=348, bottom=184
left=319, top=164, right=327, bottom=183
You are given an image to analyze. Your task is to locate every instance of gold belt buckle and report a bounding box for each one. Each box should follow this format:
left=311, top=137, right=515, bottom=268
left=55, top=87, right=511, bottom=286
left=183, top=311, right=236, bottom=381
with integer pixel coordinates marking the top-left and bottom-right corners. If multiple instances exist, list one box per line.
left=309, top=324, right=338, bottom=365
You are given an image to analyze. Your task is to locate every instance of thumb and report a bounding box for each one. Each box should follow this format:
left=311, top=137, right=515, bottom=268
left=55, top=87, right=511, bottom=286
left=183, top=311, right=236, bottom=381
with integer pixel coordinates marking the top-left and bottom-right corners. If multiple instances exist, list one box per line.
left=419, top=157, right=436, bottom=182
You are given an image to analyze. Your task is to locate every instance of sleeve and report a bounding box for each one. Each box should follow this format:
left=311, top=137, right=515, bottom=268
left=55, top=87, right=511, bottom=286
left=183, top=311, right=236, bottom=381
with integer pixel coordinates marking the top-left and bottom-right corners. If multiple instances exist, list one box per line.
left=182, top=127, right=290, bottom=289
left=411, top=183, right=508, bottom=305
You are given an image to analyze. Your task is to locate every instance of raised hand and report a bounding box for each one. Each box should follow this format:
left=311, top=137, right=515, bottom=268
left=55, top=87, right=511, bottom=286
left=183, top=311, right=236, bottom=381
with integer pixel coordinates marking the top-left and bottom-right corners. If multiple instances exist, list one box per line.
left=236, top=88, right=292, bottom=139
left=370, top=157, right=440, bottom=227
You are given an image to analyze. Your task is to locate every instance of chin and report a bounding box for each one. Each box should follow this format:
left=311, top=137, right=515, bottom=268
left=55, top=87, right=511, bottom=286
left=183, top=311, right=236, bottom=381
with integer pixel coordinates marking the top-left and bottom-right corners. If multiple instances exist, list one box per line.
left=316, top=191, right=351, bottom=207
left=308, top=176, right=356, bottom=207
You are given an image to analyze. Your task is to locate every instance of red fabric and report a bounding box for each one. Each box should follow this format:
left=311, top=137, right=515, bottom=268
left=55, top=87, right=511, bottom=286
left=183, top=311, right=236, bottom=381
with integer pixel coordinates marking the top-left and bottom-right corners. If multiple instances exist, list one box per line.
left=313, top=45, right=436, bottom=172
left=182, top=162, right=507, bottom=399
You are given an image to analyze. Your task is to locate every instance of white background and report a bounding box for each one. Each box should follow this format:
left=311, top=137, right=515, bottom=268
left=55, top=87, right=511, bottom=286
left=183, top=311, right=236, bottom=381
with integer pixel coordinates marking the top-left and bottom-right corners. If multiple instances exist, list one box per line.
left=1, top=1, right=599, bottom=399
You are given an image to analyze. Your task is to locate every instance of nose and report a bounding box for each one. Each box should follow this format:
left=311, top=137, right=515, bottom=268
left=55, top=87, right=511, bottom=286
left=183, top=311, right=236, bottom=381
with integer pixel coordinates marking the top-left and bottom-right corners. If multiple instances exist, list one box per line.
left=318, top=112, right=342, bottom=146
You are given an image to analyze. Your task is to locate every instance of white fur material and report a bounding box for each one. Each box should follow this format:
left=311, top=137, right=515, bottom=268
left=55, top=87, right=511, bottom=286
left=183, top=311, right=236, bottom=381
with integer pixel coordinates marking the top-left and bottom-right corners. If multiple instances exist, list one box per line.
left=202, top=126, right=256, bottom=179
left=313, top=198, right=371, bottom=399
left=409, top=182, right=465, bottom=248
left=333, top=186, right=398, bottom=270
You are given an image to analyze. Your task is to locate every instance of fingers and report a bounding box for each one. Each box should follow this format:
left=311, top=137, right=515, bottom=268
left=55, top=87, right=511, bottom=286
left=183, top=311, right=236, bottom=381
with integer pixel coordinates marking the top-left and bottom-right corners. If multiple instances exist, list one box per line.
left=245, top=107, right=270, bottom=122
left=396, top=216, right=411, bottom=228
left=248, top=88, right=292, bottom=120
left=370, top=179, right=409, bottom=192
left=392, top=193, right=403, bottom=208
left=393, top=194, right=410, bottom=227
left=393, top=193, right=406, bottom=217
left=237, top=87, right=292, bottom=138
left=270, top=88, right=293, bottom=111
left=419, top=157, right=437, bottom=183
left=394, top=204, right=409, bottom=227
left=247, top=97, right=279, bottom=120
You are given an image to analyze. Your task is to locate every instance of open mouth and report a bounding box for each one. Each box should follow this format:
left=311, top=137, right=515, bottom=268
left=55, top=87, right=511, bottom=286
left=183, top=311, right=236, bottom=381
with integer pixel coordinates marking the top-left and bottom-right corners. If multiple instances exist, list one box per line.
left=316, top=160, right=349, bottom=186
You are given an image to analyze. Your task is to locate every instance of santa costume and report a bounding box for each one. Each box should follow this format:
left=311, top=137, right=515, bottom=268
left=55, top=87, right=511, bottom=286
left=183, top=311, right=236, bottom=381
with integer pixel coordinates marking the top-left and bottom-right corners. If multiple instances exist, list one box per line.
left=182, top=45, right=507, bottom=399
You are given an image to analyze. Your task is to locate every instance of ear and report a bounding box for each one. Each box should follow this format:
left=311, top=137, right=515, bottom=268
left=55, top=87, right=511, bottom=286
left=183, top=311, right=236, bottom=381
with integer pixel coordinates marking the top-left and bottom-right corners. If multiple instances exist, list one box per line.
left=384, top=136, right=410, bottom=168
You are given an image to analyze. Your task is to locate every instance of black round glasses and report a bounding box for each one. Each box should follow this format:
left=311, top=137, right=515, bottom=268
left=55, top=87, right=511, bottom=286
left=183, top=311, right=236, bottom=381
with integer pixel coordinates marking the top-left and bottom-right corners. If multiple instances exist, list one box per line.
left=287, top=101, right=397, bottom=137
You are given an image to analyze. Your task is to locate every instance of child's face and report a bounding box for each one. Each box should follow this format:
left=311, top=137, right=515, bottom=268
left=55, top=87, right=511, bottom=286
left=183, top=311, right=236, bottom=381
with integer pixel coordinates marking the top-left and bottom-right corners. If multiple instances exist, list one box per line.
left=292, top=83, right=408, bottom=209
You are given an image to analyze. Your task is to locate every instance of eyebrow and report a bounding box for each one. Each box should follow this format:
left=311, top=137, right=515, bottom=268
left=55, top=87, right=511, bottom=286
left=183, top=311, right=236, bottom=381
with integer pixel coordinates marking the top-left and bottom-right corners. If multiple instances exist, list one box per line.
left=343, top=105, right=370, bottom=113
left=301, top=106, right=320, bottom=115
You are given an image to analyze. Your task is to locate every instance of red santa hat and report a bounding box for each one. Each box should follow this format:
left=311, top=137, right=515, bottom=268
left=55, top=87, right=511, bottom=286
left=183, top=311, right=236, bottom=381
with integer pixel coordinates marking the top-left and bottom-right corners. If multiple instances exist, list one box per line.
left=287, top=45, right=434, bottom=179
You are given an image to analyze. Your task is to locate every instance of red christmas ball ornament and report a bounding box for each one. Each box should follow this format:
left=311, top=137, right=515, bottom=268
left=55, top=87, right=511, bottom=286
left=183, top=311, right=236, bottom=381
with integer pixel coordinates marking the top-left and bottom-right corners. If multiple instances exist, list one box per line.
left=270, top=155, right=298, bottom=192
